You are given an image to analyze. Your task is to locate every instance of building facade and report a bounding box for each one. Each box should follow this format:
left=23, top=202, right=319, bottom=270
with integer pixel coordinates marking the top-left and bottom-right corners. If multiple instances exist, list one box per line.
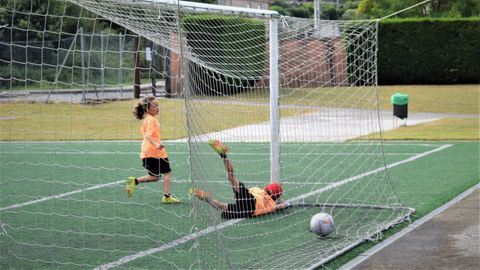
left=218, top=0, right=271, bottom=10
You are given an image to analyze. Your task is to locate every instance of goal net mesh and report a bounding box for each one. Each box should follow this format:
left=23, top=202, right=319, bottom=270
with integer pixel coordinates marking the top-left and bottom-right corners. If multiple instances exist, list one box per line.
left=0, top=0, right=414, bottom=269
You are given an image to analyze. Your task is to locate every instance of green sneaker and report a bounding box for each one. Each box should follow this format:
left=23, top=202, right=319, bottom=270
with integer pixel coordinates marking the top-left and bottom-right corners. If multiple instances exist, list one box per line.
left=162, top=196, right=181, bottom=204
left=126, top=176, right=135, bottom=197
left=208, top=139, right=228, bottom=156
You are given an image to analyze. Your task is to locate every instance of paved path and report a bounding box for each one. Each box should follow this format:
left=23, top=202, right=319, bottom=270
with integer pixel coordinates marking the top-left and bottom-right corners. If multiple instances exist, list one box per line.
left=340, top=185, right=480, bottom=270
left=189, top=108, right=477, bottom=142
left=0, top=86, right=162, bottom=103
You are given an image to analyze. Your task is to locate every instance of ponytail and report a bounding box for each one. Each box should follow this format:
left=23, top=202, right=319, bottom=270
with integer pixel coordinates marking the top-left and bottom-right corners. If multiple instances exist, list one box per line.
left=133, top=96, right=156, bottom=120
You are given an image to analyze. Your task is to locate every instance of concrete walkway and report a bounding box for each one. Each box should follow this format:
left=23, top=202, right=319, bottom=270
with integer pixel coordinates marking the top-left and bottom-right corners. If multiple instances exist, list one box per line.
left=188, top=108, right=477, bottom=143
left=0, top=85, right=162, bottom=103
left=340, top=185, right=480, bottom=270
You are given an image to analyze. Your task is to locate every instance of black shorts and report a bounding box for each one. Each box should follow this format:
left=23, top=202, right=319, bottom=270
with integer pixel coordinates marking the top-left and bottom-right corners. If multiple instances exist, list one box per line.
left=142, top=157, right=171, bottom=176
left=221, top=182, right=256, bottom=219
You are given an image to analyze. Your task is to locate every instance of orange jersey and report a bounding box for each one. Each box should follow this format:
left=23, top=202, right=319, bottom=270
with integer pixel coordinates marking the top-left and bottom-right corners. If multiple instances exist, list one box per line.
left=248, top=187, right=276, bottom=216
left=140, top=114, right=167, bottom=159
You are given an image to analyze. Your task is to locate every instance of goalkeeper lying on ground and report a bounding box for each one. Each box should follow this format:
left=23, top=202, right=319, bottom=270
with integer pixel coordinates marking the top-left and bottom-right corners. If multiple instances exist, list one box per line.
left=190, top=140, right=288, bottom=219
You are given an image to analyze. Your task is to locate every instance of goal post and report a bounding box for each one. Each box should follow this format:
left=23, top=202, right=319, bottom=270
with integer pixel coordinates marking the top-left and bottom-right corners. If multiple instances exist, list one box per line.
left=0, top=1, right=415, bottom=269
left=269, top=17, right=280, bottom=184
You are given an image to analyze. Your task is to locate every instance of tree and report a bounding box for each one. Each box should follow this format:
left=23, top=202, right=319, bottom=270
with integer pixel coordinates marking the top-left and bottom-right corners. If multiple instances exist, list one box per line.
left=0, top=0, right=108, bottom=41
left=445, top=0, right=480, bottom=17
left=269, top=1, right=344, bottom=19
left=357, top=0, right=424, bottom=18
left=356, top=0, right=480, bottom=19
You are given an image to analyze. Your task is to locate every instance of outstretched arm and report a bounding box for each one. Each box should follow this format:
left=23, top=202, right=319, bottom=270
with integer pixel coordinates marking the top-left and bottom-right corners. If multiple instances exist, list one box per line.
left=209, top=198, right=228, bottom=211
left=191, top=188, right=228, bottom=211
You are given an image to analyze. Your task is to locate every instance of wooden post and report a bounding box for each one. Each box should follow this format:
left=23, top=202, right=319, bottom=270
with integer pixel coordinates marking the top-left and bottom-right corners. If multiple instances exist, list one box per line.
left=133, top=35, right=141, bottom=99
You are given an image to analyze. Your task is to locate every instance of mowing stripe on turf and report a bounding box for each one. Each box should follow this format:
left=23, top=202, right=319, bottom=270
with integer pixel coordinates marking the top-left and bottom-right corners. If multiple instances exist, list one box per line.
left=93, top=144, right=452, bottom=270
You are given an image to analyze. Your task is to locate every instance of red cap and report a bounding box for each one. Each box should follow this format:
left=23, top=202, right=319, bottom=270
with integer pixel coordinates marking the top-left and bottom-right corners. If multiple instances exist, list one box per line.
left=265, top=182, right=283, bottom=201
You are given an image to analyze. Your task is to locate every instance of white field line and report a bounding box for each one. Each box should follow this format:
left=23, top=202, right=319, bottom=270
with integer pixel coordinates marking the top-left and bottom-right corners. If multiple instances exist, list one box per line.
left=0, top=179, right=367, bottom=206
left=93, top=144, right=452, bottom=270
left=0, top=145, right=449, bottom=213
left=292, top=144, right=453, bottom=202
left=0, top=141, right=453, bottom=147
left=0, top=173, right=415, bottom=212
left=0, top=180, right=123, bottom=212
left=93, top=219, right=243, bottom=270
left=0, top=151, right=420, bottom=156
left=0, top=145, right=452, bottom=213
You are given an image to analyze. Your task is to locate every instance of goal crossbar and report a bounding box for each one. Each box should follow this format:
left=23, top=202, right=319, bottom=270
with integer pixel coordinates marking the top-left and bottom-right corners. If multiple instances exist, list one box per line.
left=111, top=0, right=279, bottom=17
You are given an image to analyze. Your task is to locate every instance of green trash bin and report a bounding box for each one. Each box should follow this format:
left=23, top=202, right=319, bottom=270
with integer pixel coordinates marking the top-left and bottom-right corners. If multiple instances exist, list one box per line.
left=391, top=93, right=409, bottom=119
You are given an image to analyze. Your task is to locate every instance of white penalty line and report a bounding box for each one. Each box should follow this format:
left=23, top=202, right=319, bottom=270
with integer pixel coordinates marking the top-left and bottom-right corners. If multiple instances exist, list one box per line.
left=0, top=177, right=388, bottom=213
left=1, top=144, right=452, bottom=212
left=93, top=219, right=243, bottom=270
left=0, top=179, right=378, bottom=213
left=93, top=144, right=453, bottom=270
left=0, top=180, right=124, bottom=212
left=0, top=151, right=420, bottom=156
left=0, top=145, right=452, bottom=214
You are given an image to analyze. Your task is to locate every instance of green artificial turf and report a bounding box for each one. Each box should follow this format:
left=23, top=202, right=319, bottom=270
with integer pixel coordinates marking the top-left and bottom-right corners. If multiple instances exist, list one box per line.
left=1, top=141, right=478, bottom=269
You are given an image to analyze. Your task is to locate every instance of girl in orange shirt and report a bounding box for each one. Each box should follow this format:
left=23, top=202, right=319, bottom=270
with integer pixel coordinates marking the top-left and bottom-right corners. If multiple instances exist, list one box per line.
left=126, top=96, right=180, bottom=204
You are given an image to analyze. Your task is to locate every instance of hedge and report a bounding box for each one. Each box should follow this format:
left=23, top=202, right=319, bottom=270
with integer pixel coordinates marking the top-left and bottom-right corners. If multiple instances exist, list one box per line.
left=378, top=18, right=480, bottom=84
left=182, top=15, right=266, bottom=95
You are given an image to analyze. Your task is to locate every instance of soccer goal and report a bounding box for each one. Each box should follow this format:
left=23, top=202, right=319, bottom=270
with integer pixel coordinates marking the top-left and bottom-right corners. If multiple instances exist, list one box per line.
left=0, top=0, right=414, bottom=269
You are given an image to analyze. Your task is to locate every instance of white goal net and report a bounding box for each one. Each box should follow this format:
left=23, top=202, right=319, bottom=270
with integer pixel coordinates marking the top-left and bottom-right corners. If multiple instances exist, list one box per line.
left=0, top=0, right=414, bottom=269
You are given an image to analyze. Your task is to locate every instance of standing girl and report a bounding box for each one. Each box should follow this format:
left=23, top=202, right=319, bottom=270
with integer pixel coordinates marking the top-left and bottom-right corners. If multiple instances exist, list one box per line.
left=127, top=96, right=180, bottom=204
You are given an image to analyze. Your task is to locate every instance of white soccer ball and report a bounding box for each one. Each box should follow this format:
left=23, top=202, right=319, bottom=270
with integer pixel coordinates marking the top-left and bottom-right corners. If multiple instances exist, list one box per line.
left=310, top=212, right=335, bottom=236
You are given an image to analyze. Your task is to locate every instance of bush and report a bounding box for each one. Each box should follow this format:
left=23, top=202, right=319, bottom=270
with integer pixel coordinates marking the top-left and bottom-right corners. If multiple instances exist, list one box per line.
left=378, top=18, right=480, bottom=84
